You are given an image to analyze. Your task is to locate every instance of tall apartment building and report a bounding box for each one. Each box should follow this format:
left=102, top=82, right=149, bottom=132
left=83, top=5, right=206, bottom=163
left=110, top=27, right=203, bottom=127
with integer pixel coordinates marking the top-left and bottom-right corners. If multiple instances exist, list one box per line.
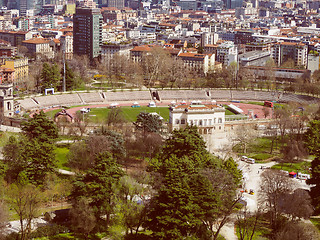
left=271, top=42, right=308, bottom=67
left=73, top=7, right=102, bottom=60
left=216, top=41, right=237, bottom=66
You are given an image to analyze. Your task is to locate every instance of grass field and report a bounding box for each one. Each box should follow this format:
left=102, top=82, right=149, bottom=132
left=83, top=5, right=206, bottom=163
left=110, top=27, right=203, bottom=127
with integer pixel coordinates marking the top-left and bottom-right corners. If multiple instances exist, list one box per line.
left=271, top=161, right=311, bottom=174
left=0, top=131, right=19, bottom=147
left=234, top=137, right=281, bottom=161
left=46, top=106, right=171, bottom=124
left=55, top=147, right=70, bottom=171
left=310, top=217, right=320, bottom=232
left=86, top=106, right=170, bottom=123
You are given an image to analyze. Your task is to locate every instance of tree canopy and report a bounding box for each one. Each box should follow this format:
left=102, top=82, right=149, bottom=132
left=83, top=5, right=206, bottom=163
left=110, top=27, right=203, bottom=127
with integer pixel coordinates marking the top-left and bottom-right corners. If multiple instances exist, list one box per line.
left=71, top=152, right=124, bottom=223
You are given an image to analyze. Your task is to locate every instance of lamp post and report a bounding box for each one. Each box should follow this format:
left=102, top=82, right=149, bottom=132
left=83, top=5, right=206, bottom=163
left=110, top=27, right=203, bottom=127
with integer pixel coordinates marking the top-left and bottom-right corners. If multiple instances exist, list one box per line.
left=63, top=43, right=66, bottom=92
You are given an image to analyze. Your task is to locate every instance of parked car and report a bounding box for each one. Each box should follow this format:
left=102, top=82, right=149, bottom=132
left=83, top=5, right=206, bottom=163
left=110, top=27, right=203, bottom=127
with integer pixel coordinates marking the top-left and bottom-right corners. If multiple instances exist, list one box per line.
left=241, top=156, right=248, bottom=161
left=148, top=101, right=156, bottom=107
left=131, top=102, right=140, bottom=108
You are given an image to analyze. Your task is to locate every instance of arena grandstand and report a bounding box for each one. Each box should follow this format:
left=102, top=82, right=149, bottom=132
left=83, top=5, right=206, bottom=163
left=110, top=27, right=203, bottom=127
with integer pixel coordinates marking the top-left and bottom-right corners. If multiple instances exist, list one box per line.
left=16, top=89, right=320, bottom=112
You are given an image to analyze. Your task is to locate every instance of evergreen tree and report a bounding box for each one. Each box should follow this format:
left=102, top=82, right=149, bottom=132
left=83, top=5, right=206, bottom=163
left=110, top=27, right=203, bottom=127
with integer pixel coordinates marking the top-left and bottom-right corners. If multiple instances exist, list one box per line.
left=61, top=62, right=78, bottom=91
left=146, top=127, right=233, bottom=239
left=40, top=62, right=60, bottom=91
left=304, top=120, right=320, bottom=156
left=71, top=152, right=124, bottom=224
left=2, top=111, right=59, bottom=185
left=134, top=112, right=163, bottom=135
left=21, top=111, right=58, bottom=143
left=223, top=157, right=243, bottom=186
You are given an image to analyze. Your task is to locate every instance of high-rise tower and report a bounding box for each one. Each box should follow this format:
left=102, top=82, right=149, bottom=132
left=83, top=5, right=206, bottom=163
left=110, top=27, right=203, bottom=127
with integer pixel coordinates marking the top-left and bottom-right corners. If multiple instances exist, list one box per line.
left=73, top=6, right=102, bottom=60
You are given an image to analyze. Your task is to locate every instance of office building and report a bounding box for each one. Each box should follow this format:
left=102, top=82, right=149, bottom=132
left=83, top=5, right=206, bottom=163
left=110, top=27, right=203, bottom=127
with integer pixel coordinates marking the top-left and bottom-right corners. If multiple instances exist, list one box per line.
left=73, top=7, right=102, bottom=60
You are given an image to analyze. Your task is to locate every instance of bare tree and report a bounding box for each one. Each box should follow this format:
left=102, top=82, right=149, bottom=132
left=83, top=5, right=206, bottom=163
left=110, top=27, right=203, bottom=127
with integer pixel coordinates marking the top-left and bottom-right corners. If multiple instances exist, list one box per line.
left=262, top=106, right=271, bottom=118
left=275, top=221, right=320, bottom=240
left=7, top=184, right=42, bottom=240
left=237, top=207, right=262, bottom=240
left=278, top=188, right=313, bottom=220
left=233, top=125, right=257, bottom=153
left=0, top=200, right=8, bottom=240
left=141, top=47, right=171, bottom=88
left=70, top=198, right=96, bottom=238
left=258, top=170, right=296, bottom=228
left=106, top=107, right=126, bottom=128
left=73, top=111, right=89, bottom=137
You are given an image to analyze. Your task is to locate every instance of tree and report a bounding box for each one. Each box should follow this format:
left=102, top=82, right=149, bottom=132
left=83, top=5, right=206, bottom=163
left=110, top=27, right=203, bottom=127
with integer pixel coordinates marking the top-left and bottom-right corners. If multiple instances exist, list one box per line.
left=21, top=111, right=58, bottom=144
left=222, top=157, right=242, bottom=186
left=278, top=189, right=313, bottom=220
left=159, top=126, right=210, bottom=164
left=68, top=132, right=126, bottom=171
left=307, top=156, right=320, bottom=213
left=106, top=107, right=126, bottom=128
left=39, top=62, right=61, bottom=91
left=262, top=106, right=271, bottom=118
left=62, top=62, right=78, bottom=91
left=71, top=152, right=124, bottom=225
left=141, top=47, right=171, bottom=88
left=275, top=221, right=320, bottom=240
left=304, top=120, right=320, bottom=156
left=117, top=176, right=149, bottom=235
left=280, top=139, right=307, bottom=164
left=0, top=200, right=8, bottom=240
left=7, top=184, right=42, bottom=240
left=18, top=111, right=59, bottom=185
left=134, top=112, right=163, bottom=135
left=2, top=136, right=21, bottom=183
left=233, top=125, right=256, bottom=153
left=146, top=155, right=205, bottom=239
left=146, top=127, right=237, bottom=240
left=70, top=198, right=96, bottom=238
left=258, top=169, right=296, bottom=228
left=237, top=208, right=261, bottom=240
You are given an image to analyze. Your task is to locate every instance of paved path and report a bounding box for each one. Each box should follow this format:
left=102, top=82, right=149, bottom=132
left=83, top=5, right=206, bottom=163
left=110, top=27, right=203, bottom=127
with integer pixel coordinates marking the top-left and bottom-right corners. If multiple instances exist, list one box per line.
left=0, top=125, right=21, bottom=132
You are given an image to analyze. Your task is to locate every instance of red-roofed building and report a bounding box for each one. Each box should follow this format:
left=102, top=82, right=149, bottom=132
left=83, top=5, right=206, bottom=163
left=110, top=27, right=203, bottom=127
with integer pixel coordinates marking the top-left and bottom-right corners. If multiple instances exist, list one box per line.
left=0, top=30, right=32, bottom=46
left=60, top=32, right=73, bottom=60
left=130, top=45, right=152, bottom=62
left=0, top=67, right=14, bottom=84
left=22, top=38, right=54, bottom=59
left=177, top=52, right=215, bottom=75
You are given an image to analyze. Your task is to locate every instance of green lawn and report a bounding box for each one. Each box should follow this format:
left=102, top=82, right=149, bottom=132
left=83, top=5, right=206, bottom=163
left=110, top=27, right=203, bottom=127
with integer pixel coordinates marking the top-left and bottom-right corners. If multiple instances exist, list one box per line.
left=47, top=106, right=170, bottom=124
left=246, top=101, right=264, bottom=106
left=87, top=106, right=170, bottom=123
left=310, top=217, right=320, bottom=232
left=234, top=137, right=281, bottom=162
left=0, top=131, right=19, bottom=147
left=271, top=161, right=311, bottom=174
left=236, top=216, right=270, bottom=240
left=55, top=147, right=70, bottom=171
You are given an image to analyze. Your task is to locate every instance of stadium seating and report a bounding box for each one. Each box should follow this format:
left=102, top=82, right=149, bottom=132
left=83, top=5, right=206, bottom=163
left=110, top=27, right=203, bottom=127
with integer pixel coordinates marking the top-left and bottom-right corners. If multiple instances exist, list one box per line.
left=55, top=93, right=83, bottom=106
left=78, top=92, right=104, bottom=103
left=34, top=95, right=60, bottom=108
left=17, top=98, right=39, bottom=110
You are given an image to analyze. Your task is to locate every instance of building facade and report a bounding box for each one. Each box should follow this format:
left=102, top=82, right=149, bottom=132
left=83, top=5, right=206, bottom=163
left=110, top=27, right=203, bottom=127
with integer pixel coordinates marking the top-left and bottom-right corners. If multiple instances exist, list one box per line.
left=22, top=38, right=54, bottom=59
left=1, top=57, right=28, bottom=83
left=60, top=32, right=73, bottom=60
left=216, top=41, right=237, bottom=66
left=169, top=102, right=226, bottom=135
left=101, top=42, right=132, bottom=60
left=73, top=7, right=103, bottom=60
left=271, top=42, right=308, bottom=67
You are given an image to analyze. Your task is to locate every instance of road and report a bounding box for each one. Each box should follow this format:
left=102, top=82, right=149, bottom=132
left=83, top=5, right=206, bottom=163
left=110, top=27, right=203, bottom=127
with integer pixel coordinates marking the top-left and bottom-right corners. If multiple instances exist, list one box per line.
left=219, top=159, right=312, bottom=240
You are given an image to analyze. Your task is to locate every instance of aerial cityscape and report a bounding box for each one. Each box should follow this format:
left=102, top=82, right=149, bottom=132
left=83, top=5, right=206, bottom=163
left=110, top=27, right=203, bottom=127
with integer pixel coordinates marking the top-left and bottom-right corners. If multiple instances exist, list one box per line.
left=0, top=0, right=320, bottom=239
